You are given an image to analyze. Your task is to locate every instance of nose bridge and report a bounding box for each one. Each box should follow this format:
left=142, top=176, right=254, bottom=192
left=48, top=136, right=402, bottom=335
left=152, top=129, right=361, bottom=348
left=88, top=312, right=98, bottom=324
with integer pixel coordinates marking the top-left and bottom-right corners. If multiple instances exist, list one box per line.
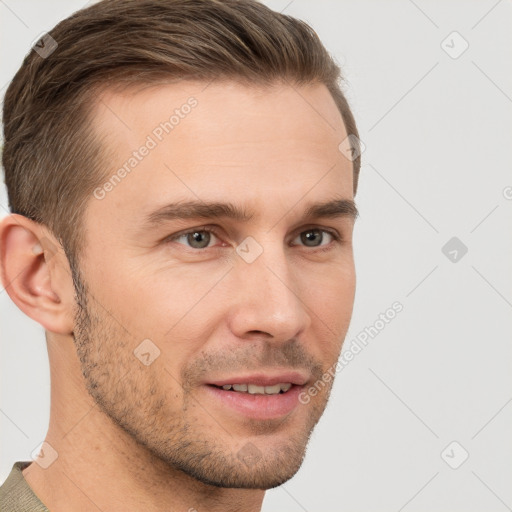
left=228, top=236, right=311, bottom=340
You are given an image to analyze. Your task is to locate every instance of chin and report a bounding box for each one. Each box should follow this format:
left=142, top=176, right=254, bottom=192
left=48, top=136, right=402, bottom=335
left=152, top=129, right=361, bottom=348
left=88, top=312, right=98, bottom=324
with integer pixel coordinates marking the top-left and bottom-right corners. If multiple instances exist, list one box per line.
left=163, top=432, right=311, bottom=490
left=185, top=455, right=306, bottom=490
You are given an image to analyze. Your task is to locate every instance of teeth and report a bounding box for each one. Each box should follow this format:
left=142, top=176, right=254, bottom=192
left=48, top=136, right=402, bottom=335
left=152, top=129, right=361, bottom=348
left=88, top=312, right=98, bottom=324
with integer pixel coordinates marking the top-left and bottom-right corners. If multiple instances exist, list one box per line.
left=248, top=384, right=265, bottom=394
left=264, top=384, right=281, bottom=394
left=219, top=383, right=293, bottom=394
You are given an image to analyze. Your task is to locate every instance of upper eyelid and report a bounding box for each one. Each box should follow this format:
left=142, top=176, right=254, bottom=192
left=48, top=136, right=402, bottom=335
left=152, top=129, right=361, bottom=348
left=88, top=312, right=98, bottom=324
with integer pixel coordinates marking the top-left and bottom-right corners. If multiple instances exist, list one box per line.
left=166, top=224, right=342, bottom=245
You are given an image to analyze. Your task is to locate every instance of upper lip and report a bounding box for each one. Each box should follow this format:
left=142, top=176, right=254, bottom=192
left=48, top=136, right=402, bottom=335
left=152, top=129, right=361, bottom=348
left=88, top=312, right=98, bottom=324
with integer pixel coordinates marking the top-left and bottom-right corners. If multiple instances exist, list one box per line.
left=206, top=370, right=309, bottom=387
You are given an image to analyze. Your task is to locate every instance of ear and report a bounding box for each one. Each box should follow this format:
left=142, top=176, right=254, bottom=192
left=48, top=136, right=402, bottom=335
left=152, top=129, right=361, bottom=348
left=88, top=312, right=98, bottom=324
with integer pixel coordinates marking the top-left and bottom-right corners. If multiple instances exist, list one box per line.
left=0, top=214, right=76, bottom=334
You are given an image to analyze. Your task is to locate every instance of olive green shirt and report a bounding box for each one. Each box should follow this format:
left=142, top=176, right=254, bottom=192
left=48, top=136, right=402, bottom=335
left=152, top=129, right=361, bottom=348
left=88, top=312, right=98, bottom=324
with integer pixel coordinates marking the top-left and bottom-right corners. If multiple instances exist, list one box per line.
left=0, top=461, right=49, bottom=511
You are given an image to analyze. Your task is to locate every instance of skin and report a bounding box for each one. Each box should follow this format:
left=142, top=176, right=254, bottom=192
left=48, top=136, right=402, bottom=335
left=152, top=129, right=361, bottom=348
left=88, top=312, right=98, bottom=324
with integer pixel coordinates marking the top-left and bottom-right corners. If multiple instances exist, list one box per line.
left=0, top=80, right=356, bottom=512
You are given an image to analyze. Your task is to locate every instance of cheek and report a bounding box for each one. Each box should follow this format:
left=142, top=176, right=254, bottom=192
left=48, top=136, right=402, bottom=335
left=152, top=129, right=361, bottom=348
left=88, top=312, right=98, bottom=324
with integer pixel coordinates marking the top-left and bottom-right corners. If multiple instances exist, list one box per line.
left=91, top=259, right=226, bottom=339
left=304, top=263, right=355, bottom=359
left=306, top=258, right=355, bottom=312
left=115, top=267, right=231, bottom=370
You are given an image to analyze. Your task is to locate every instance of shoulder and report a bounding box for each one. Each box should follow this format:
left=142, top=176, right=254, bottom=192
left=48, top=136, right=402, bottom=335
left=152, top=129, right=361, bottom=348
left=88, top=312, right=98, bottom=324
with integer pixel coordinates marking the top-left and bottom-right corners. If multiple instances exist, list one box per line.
left=0, top=461, right=50, bottom=512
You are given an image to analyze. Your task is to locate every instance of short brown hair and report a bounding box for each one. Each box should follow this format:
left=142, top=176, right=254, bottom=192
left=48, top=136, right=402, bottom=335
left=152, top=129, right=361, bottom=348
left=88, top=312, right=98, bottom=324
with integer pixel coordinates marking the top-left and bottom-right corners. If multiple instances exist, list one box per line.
left=2, top=0, right=361, bottom=270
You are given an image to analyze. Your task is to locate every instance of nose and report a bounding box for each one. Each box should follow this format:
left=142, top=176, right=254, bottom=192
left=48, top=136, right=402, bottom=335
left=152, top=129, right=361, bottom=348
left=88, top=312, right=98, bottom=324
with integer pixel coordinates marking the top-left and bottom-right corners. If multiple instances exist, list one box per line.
left=226, top=238, right=312, bottom=343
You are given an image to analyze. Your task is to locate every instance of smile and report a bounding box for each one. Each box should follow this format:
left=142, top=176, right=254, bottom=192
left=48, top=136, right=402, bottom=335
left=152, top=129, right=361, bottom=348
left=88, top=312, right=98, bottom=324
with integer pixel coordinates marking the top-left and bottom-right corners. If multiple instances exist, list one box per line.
left=213, top=383, right=292, bottom=395
left=202, top=370, right=310, bottom=420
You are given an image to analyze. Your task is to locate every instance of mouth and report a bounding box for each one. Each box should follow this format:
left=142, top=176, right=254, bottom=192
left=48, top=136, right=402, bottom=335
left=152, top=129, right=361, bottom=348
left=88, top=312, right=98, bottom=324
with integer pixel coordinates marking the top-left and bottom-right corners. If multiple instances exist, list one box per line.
left=203, top=371, right=309, bottom=420
left=211, top=382, right=293, bottom=394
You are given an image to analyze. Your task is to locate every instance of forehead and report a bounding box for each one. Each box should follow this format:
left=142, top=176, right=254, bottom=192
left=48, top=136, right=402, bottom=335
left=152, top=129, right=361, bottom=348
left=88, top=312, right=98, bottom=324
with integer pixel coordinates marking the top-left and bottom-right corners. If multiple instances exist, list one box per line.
left=86, top=80, right=353, bottom=231
left=92, top=79, right=348, bottom=157
left=94, top=78, right=346, bottom=130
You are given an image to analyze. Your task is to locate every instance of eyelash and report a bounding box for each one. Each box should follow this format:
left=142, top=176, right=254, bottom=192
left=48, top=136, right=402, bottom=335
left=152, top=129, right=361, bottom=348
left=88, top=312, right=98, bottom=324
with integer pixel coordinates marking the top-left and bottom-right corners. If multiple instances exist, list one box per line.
left=165, top=225, right=343, bottom=253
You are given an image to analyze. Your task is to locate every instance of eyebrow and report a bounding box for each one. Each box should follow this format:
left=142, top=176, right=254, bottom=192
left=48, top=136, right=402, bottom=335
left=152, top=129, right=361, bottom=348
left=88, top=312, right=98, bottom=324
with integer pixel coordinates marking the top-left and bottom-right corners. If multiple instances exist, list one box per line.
left=142, top=197, right=359, bottom=229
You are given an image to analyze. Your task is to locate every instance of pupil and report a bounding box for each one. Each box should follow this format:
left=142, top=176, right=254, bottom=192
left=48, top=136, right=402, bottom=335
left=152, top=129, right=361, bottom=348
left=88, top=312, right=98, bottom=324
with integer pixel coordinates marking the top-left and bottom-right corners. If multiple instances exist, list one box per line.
left=189, top=231, right=210, bottom=248
left=302, top=229, right=321, bottom=247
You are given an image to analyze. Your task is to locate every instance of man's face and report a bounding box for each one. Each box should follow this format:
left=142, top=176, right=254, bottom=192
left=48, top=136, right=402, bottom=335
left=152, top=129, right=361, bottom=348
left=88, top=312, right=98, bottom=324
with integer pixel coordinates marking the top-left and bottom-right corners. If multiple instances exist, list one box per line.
left=73, top=80, right=356, bottom=489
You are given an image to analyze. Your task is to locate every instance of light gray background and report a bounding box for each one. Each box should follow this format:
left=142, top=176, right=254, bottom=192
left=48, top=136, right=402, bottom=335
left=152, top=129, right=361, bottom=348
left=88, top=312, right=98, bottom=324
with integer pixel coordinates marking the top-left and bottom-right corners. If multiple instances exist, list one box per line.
left=1, top=1, right=511, bottom=511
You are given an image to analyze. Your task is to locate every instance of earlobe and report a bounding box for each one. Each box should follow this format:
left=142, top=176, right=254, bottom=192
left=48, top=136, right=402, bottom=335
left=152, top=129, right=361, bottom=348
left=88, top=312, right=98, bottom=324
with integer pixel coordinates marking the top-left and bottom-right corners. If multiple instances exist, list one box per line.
left=0, top=214, right=75, bottom=335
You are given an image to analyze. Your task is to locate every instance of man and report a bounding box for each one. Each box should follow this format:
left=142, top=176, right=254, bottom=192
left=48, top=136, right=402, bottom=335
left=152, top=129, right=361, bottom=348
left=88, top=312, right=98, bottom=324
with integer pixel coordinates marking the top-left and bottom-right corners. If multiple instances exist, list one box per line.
left=0, top=0, right=361, bottom=510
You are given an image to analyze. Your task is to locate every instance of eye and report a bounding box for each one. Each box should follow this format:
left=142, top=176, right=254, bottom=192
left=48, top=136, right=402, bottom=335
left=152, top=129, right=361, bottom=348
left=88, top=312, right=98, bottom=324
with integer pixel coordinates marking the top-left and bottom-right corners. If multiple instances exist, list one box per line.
left=169, top=228, right=221, bottom=249
left=291, top=228, right=340, bottom=249
left=165, top=226, right=342, bottom=251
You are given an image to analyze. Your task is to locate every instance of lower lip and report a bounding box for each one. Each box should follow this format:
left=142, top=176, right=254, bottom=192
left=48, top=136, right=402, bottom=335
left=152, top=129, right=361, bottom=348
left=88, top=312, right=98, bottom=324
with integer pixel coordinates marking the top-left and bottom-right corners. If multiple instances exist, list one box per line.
left=204, top=385, right=304, bottom=420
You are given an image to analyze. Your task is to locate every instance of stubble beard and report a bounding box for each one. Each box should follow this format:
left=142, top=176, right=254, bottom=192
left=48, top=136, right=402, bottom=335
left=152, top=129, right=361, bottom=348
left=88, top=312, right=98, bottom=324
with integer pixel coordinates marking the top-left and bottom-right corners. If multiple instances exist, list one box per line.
left=69, top=263, right=333, bottom=489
